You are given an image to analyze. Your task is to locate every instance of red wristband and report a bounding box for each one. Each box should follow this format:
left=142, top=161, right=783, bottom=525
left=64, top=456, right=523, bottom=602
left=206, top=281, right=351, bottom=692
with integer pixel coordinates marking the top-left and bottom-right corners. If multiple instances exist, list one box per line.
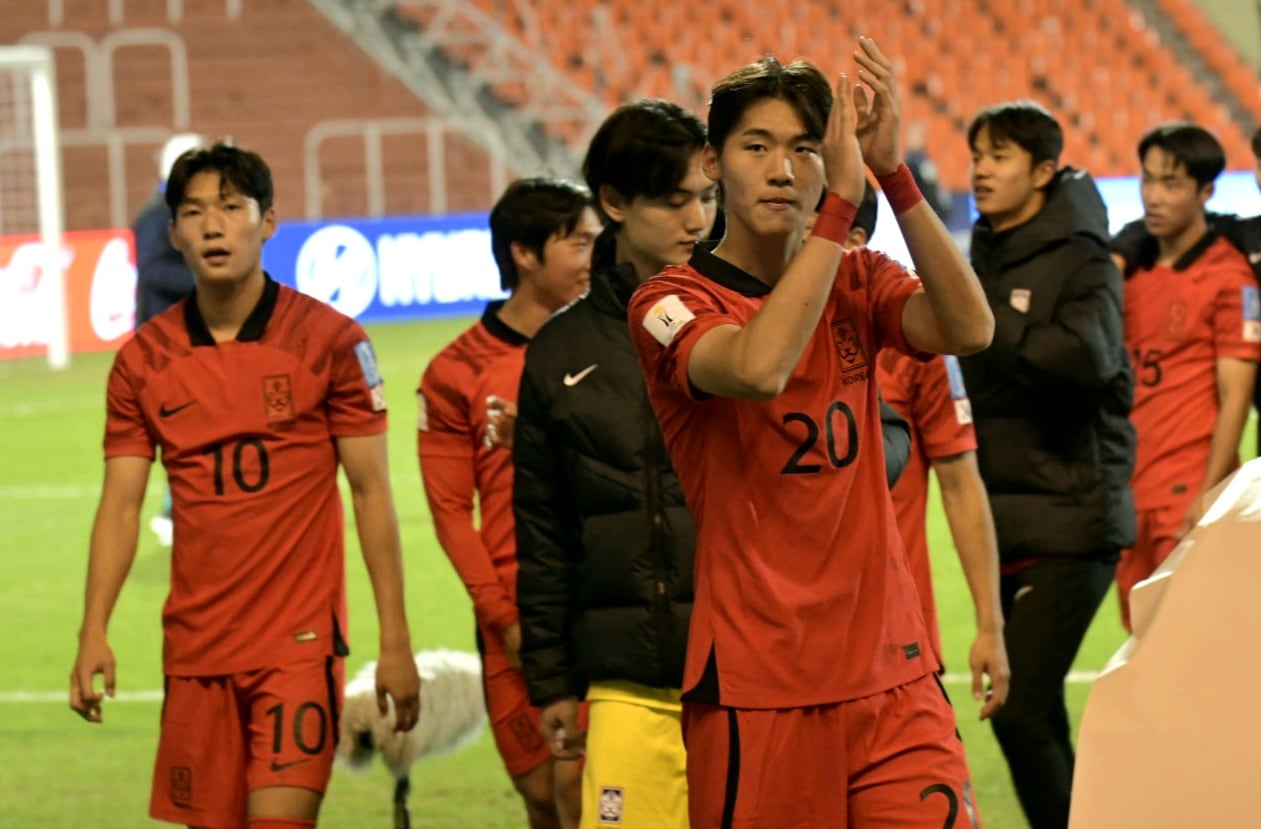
left=810, top=192, right=859, bottom=246
left=876, top=163, right=924, bottom=215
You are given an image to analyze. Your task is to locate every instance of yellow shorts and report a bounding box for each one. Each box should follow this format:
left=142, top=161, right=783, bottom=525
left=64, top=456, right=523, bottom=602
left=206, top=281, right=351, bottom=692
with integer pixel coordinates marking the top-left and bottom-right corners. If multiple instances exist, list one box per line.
left=581, top=681, right=687, bottom=829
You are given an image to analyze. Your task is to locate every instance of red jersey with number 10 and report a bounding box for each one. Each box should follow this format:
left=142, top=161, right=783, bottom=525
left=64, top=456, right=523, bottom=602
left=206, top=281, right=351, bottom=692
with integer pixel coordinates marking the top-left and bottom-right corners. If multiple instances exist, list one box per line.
left=629, top=246, right=935, bottom=709
left=103, top=277, right=387, bottom=676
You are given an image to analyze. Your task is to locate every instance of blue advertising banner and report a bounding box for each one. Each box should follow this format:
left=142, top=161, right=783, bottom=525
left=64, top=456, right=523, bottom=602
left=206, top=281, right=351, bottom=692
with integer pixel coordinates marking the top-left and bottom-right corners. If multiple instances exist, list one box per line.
left=263, top=212, right=507, bottom=323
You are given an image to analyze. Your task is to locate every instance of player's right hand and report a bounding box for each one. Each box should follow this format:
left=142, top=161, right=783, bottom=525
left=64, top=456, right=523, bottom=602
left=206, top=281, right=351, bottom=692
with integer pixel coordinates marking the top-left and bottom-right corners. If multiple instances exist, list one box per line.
left=540, top=696, right=585, bottom=760
left=822, top=72, right=866, bottom=207
left=69, top=634, right=116, bottom=723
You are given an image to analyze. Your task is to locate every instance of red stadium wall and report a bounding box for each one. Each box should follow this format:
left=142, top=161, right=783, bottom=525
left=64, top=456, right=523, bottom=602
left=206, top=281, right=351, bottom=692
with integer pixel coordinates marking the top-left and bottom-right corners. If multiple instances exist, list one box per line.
left=0, top=0, right=499, bottom=232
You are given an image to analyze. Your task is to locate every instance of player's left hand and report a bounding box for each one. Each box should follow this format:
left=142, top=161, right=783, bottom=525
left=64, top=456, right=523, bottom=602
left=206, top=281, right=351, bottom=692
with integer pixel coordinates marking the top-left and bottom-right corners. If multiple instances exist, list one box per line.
left=1176, top=494, right=1207, bottom=540
left=969, top=627, right=1010, bottom=721
left=484, top=396, right=517, bottom=451
left=376, top=647, right=421, bottom=733
left=851, top=37, right=903, bottom=176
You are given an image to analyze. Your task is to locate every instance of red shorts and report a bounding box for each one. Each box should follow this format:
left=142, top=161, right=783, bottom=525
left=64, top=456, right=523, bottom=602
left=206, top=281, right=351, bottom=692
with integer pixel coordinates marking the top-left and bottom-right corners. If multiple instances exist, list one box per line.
left=683, top=673, right=979, bottom=829
left=149, top=656, right=343, bottom=828
left=1117, top=505, right=1183, bottom=631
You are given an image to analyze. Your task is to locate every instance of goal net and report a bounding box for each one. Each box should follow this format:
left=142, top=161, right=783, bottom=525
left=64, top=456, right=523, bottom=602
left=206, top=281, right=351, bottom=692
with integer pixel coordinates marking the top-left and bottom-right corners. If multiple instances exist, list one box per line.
left=0, top=45, right=66, bottom=369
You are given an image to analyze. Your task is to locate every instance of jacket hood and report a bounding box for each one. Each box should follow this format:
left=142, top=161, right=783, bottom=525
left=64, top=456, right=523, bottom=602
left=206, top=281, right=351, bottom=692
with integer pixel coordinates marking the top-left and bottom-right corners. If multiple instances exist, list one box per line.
left=588, top=226, right=644, bottom=318
left=972, top=167, right=1111, bottom=267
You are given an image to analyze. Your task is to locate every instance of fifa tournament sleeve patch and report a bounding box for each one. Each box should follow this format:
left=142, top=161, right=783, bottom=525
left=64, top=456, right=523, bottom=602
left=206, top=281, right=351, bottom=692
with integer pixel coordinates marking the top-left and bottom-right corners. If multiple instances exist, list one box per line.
left=353, top=340, right=387, bottom=411
left=1243, top=285, right=1260, bottom=343
left=642, top=294, right=696, bottom=346
left=417, top=391, right=429, bottom=431
left=943, top=355, right=973, bottom=426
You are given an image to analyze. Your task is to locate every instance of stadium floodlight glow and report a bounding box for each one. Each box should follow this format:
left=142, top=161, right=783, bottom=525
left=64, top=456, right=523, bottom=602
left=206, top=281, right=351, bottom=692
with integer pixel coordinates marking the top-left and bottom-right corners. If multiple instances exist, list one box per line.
left=0, top=44, right=66, bottom=369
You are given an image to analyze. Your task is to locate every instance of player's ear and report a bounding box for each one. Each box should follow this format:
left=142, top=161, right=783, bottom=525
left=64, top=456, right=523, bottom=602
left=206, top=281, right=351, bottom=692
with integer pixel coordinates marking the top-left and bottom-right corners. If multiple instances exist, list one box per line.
left=1199, top=181, right=1215, bottom=207
left=599, top=185, right=628, bottom=225
left=168, top=219, right=184, bottom=252
left=260, top=206, right=277, bottom=241
left=844, top=227, right=868, bottom=248
left=701, top=143, right=721, bottom=183
left=509, top=240, right=538, bottom=273
left=1031, top=159, right=1056, bottom=191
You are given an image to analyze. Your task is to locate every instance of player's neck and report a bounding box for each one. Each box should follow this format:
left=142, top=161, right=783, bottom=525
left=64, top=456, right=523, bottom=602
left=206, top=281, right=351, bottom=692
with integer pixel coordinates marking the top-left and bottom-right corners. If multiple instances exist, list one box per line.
left=711, top=222, right=802, bottom=287
left=1156, top=215, right=1209, bottom=267
left=614, top=234, right=665, bottom=284
left=195, top=268, right=266, bottom=342
left=496, top=288, right=554, bottom=339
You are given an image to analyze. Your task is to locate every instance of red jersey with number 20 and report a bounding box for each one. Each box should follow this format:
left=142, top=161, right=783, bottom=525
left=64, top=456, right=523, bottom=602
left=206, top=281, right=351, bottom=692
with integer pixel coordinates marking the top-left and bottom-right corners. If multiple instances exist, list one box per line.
left=629, top=246, right=935, bottom=709
left=103, top=278, right=387, bottom=676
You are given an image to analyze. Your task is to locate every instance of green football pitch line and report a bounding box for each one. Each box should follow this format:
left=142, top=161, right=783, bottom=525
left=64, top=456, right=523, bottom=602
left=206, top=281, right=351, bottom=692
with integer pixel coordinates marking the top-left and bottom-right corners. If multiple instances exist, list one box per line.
left=0, top=316, right=1251, bottom=828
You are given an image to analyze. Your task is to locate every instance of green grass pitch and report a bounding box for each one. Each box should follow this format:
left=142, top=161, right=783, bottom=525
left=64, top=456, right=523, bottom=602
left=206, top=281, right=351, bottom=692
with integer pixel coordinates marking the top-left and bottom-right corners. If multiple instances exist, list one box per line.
left=1, top=315, right=1250, bottom=827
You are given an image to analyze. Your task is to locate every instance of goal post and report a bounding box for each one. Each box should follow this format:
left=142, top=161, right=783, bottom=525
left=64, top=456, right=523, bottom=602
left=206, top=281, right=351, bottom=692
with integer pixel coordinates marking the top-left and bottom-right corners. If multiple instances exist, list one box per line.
left=0, top=44, right=66, bottom=369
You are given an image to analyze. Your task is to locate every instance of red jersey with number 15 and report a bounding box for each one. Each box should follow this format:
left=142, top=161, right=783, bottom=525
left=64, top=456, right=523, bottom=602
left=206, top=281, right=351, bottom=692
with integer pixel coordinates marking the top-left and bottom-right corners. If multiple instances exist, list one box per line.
left=629, top=245, right=935, bottom=709
left=103, top=277, right=387, bottom=676
left=1125, top=234, right=1260, bottom=509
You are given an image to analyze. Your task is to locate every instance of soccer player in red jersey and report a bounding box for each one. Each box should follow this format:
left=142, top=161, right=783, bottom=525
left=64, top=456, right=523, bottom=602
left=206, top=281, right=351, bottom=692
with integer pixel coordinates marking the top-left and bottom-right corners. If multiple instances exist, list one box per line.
left=1119, top=124, right=1261, bottom=629
left=628, top=41, right=994, bottom=828
left=837, top=188, right=1009, bottom=713
left=68, top=143, right=421, bottom=829
left=418, top=177, right=600, bottom=829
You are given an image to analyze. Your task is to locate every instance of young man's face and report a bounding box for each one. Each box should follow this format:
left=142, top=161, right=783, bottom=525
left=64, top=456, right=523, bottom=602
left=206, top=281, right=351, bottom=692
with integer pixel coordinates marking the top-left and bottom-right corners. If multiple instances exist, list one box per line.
left=169, top=170, right=275, bottom=285
left=970, top=126, right=1051, bottom=228
left=1140, top=145, right=1211, bottom=240
left=604, top=151, right=718, bottom=277
left=517, top=207, right=602, bottom=311
left=703, top=97, right=824, bottom=240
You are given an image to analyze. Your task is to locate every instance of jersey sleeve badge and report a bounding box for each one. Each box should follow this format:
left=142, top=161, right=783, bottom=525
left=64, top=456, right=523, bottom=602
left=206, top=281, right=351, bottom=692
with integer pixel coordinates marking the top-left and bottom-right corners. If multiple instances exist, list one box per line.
left=354, top=340, right=387, bottom=411
left=642, top=294, right=696, bottom=346
left=943, top=355, right=973, bottom=425
left=1243, top=285, right=1260, bottom=343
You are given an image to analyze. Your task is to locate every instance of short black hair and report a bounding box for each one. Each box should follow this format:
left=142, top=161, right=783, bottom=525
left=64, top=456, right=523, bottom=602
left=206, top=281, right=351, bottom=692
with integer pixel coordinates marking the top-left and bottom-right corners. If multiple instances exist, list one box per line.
left=583, top=99, right=707, bottom=224
left=708, top=56, right=832, bottom=153
left=853, top=181, right=878, bottom=241
left=1139, top=122, right=1226, bottom=188
left=967, top=101, right=1063, bottom=168
left=489, top=177, right=591, bottom=292
left=165, top=141, right=274, bottom=219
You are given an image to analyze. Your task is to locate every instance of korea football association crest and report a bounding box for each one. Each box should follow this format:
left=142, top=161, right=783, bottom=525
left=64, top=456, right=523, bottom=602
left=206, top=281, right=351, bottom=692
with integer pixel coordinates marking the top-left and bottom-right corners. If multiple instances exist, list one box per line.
left=832, top=317, right=869, bottom=372
left=598, top=786, right=625, bottom=824
left=263, top=374, right=295, bottom=422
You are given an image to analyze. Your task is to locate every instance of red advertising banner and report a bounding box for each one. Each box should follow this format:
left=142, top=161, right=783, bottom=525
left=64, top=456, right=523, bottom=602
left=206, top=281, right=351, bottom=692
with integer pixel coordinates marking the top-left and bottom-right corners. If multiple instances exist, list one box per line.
left=0, top=229, right=136, bottom=361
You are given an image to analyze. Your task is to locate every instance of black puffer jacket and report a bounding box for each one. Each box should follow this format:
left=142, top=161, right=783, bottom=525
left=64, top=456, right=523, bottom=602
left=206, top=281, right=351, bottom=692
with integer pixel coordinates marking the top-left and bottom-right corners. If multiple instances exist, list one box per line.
left=961, top=168, right=1137, bottom=559
left=514, top=234, right=694, bottom=705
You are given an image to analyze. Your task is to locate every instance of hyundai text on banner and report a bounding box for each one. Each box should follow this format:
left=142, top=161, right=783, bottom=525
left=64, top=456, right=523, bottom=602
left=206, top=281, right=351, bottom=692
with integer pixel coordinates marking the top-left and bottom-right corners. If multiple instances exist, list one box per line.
left=264, top=212, right=506, bottom=323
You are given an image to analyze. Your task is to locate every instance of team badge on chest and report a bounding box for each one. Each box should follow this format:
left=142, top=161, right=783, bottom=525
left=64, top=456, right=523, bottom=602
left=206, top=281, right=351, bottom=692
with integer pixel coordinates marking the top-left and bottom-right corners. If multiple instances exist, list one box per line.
left=263, top=374, right=296, bottom=422
left=832, top=317, right=869, bottom=372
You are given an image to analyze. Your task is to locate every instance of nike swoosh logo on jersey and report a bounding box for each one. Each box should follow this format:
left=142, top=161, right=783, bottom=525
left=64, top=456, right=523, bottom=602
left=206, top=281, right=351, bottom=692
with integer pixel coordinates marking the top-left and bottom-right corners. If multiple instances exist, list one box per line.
left=270, top=758, right=311, bottom=773
left=158, top=401, right=196, bottom=418
left=563, top=364, right=598, bottom=386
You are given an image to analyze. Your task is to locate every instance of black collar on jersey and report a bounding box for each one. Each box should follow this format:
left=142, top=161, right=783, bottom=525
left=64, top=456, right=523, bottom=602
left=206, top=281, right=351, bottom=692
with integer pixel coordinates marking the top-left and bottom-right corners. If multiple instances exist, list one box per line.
left=184, top=273, right=280, bottom=347
left=689, top=242, right=771, bottom=298
left=1134, top=228, right=1220, bottom=273
left=482, top=300, right=530, bottom=346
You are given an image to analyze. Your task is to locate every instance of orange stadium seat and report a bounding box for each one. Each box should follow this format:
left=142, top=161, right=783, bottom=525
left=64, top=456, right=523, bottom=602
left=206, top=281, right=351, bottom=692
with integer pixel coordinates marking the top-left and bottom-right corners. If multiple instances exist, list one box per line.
left=408, top=0, right=1258, bottom=189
